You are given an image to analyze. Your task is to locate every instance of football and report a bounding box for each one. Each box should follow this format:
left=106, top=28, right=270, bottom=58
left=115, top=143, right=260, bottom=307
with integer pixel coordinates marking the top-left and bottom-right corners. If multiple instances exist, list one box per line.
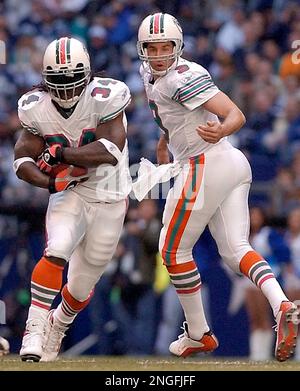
left=36, top=159, right=88, bottom=178
left=47, top=164, right=88, bottom=178
left=0, top=336, right=10, bottom=356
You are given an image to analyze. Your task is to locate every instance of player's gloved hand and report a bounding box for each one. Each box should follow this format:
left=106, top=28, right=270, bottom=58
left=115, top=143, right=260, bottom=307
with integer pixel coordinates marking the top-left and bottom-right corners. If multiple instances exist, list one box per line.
left=38, top=144, right=63, bottom=174
left=48, top=165, right=88, bottom=194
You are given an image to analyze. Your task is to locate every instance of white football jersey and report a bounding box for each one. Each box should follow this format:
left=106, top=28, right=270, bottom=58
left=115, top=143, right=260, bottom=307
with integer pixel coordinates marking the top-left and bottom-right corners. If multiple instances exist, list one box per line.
left=18, top=77, right=132, bottom=203
left=140, top=57, right=228, bottom=161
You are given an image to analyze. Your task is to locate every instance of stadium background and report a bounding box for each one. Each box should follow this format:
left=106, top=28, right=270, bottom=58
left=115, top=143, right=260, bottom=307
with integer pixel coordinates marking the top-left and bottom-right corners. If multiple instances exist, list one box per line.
left=1, top=0, right=300, bottom=360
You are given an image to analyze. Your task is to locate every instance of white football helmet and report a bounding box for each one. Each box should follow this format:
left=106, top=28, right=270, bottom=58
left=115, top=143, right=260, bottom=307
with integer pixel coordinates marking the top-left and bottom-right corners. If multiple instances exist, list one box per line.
left=42, top=37, right=91, bottom=108
left=137, top=13, right=183, bottom=75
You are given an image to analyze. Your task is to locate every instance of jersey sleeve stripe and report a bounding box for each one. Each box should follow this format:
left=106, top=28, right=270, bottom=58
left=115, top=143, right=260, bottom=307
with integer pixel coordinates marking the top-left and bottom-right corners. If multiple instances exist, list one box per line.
left=99, top=98, right=131, bottom=123
left=179, top=81, right=215, bottom=102
left=180, top=84, right=215, bottom=103
left=172, top=75, right=204, bottom=99
left=172, top=75, right=211, bottom=100
left=178, top=79, right=213, bottom=99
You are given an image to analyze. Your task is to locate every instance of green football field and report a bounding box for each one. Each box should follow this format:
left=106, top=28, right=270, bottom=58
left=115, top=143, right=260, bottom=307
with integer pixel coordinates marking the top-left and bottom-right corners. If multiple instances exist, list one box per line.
left=1, top=355, right=300, bottom=371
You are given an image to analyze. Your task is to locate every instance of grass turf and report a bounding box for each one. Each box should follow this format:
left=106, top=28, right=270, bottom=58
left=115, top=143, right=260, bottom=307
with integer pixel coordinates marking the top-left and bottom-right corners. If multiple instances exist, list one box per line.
left=1, top=355, right=300, bottom=371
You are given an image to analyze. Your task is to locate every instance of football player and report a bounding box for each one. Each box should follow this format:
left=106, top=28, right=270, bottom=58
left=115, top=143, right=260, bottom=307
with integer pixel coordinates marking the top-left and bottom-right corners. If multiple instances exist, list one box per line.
left=15, top=37, right=132, bottom=362
left=137, top=13, right=299, bottom=361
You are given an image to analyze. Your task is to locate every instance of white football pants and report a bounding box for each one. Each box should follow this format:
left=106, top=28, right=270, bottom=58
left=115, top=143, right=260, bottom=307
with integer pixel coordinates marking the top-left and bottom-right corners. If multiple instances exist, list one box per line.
left=159, top=141, right=254, bottom=272
left=45, top=190, right=127, bottom=300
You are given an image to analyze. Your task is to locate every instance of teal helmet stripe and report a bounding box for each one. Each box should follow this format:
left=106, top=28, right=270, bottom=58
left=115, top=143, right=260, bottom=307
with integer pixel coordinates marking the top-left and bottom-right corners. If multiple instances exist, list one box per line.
left=160, top=13, right=164, bottom=33
left=66, top=38, right=71, bottom=63
left=149, top=15, right=154, bottom=34
left=55, top=39, right=59, bottom=64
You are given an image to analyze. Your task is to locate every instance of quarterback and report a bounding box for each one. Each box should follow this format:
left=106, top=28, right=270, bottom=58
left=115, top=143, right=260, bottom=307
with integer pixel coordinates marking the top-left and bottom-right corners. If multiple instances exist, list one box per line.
left=14, top=37, right=131, bottom=361
left=137, top=12, right=299, bottom=361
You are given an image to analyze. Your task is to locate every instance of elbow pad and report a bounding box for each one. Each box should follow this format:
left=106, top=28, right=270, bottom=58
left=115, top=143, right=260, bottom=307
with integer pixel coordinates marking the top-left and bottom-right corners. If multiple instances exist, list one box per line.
left=98, top=138, right=123, bottom=163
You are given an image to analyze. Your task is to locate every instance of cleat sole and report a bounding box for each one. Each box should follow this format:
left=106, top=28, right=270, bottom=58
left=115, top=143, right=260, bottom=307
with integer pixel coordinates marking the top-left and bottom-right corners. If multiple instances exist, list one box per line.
left=21, top=354, right=41, bottom=362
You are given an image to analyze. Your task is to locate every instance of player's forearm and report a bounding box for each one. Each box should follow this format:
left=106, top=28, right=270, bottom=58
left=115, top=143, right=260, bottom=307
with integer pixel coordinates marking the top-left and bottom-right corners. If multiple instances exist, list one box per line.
left=157, top=137, right=170, bottom=164
left=17, top=162, right=50, bottom=189
left=62, top=141, right=118, bottom=167
left=221, top=107, right=246, bottom=137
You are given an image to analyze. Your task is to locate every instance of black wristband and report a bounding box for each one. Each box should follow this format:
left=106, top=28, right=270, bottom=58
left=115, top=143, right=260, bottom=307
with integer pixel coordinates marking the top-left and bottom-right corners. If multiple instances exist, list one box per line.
left=48, top=177, right=57, bottom=194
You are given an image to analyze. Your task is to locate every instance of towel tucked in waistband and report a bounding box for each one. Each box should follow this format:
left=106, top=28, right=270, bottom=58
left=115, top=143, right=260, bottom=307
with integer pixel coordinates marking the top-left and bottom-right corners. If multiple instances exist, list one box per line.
left=132, top=158, right=181, bottom=201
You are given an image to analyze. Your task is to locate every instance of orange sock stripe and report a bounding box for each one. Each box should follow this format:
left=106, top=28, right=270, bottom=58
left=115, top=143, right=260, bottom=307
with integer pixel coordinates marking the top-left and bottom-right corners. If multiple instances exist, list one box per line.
left=239, top=251, right=262, bottom=276
left=167, top=260, right=197, bottom=274
left=31, top=257, right=64, bottom=291
left=62, top=285, right=93, bottom=312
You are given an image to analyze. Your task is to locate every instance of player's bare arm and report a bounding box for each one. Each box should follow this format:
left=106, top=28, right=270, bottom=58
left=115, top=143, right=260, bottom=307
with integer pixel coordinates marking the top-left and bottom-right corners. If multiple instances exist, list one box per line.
left=196, top=91, right=246, bottom=144
left=60, top=112, right=126, bottom=168
left=157, top=133, right=170, bottom=164
left=14, top=129, right=49, bottom=188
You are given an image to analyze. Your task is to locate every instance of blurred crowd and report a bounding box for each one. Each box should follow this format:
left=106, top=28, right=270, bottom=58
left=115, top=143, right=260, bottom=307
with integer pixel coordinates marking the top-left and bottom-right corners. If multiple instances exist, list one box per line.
left=1, top=0, right=300, bottom=358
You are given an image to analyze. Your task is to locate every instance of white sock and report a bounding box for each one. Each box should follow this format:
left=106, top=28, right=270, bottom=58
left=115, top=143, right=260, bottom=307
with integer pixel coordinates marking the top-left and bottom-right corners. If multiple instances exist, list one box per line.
left=178, top=291, right=209, bottom=340
left=27, top=305, right=48, bottom=322
left=241, top=256, right=288, bottom=317
left=260, top=279, right=288, bottom=317
left=168, top=261, right=209, bottom=340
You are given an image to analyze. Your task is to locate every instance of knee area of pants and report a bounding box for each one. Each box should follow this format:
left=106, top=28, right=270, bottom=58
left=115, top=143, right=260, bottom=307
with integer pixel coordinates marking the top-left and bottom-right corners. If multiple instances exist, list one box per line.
left=46, top=242, right=73, bottom=260
left=83, top=245, right=114, bottom=267
left=84, top=256, right=109, bottom=267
